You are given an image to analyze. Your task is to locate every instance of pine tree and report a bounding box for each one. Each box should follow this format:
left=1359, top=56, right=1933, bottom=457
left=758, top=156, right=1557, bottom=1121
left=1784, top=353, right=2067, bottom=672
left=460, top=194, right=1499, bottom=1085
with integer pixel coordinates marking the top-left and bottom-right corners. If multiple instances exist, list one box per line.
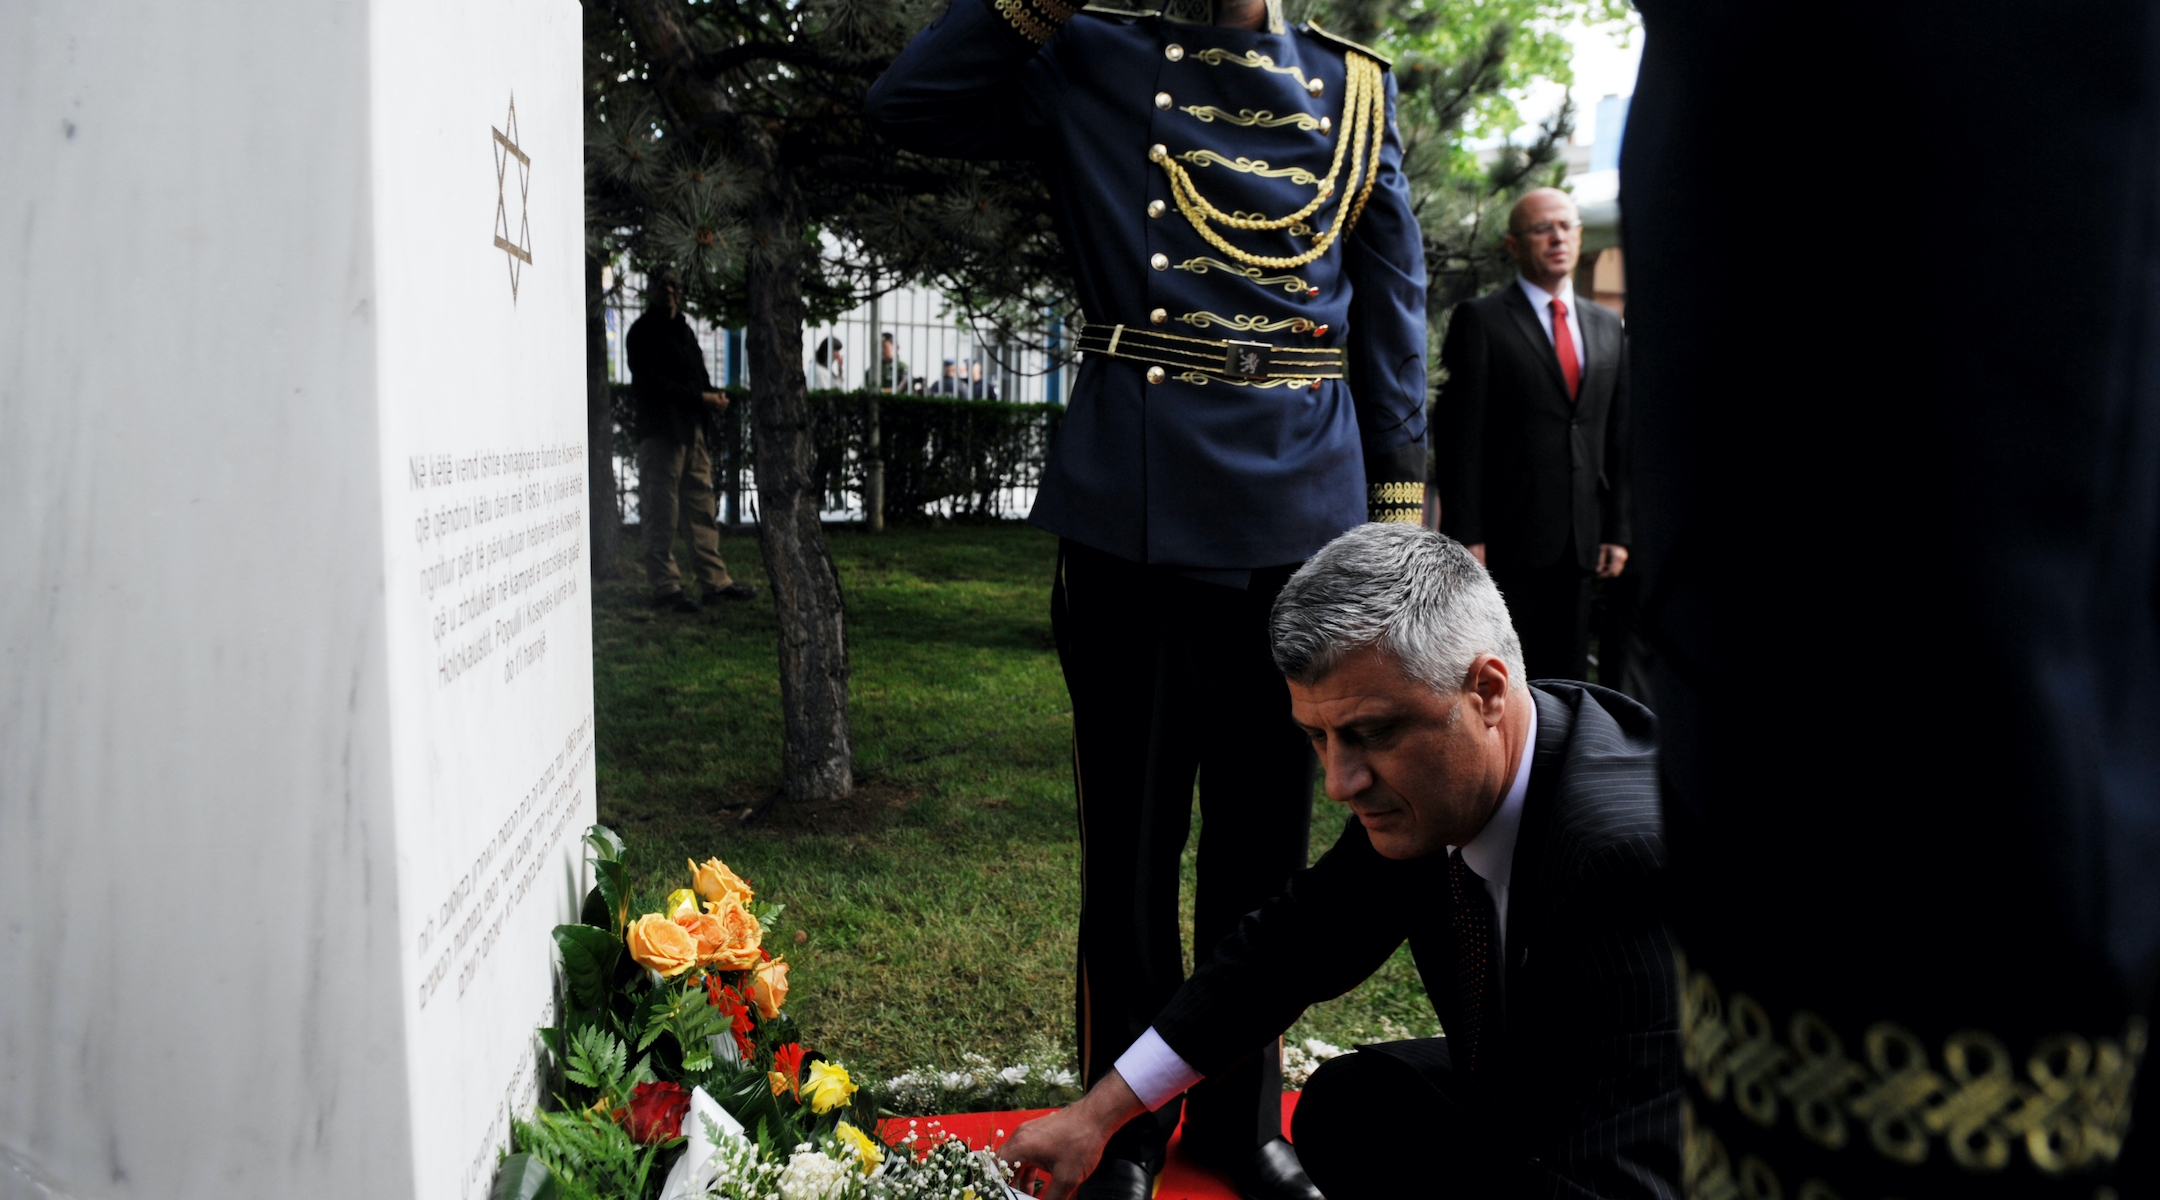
left=586, top=0, right=1069, bottom=806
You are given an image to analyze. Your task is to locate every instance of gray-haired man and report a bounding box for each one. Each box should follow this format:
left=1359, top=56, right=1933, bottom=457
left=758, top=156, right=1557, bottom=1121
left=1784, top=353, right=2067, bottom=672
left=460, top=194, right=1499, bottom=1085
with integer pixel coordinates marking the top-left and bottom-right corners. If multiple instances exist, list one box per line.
left=1002, top=524, right=1681, bottom=1200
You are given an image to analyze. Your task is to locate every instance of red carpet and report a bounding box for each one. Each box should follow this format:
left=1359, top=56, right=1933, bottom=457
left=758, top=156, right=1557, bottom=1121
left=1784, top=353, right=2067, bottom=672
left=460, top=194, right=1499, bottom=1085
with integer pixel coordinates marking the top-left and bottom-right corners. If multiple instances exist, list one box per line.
left=877, top=1093, right=1300, bottom=1199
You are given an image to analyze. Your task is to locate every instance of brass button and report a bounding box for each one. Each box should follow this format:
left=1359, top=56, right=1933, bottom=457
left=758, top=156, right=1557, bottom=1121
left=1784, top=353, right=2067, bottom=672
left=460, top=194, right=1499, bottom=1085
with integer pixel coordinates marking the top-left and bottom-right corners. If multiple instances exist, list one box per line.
left=1165, top=43, right=1184, bottom=61
left=1146, top=366, right=1166, bottom=384
left=1151, top=253, right=1169, bottom=270
left=1155, top=91, right=1173, bottom=110
left=1306, top=77, right=1324, bottom=96
left=1147, top=199, right=1166, bottom=218
left=1148, top=142, right=1168, bottom=162
left=1150, top=308, right=1168, bottom=324
left=1319, top=116, right=1332, bottom=135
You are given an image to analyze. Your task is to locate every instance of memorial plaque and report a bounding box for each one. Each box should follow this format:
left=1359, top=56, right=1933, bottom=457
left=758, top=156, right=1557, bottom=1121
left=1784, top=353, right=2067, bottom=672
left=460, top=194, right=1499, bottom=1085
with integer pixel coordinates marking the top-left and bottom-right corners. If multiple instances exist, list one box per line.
left=0, top=2, right=590, bottom=1197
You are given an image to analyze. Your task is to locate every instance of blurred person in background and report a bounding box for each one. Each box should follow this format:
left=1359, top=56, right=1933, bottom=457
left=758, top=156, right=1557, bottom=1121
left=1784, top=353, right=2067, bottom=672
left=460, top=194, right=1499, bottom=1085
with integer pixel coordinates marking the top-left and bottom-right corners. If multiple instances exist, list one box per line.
left=627, top=266, right=759, bottom=613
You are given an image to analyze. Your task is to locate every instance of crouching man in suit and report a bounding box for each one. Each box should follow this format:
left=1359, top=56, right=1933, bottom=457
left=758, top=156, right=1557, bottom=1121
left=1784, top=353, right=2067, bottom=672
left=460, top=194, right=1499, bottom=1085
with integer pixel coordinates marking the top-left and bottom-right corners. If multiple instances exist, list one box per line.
left=1003, top=524, right=1680, bottom=1199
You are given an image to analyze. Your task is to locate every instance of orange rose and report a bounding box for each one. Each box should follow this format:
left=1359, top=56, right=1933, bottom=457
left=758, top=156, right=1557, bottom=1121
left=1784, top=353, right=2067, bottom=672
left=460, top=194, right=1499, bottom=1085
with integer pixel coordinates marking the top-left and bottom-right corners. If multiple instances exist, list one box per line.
left=674, top=910, right=730, bottom=965
left=702, top=896, right=763, bottom=971
left=625, top=913, right=699, bottom=977
left=689, top=857, right=754, bottom=909
left=748, top=958, right=791, bottom=1018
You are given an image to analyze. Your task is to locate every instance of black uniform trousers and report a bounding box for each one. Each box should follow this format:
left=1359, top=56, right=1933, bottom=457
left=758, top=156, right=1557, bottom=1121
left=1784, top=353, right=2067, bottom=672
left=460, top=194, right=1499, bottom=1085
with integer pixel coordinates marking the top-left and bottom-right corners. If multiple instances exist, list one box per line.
left=1050, top=538, right=1316, bottom=1171
left=1488, top=537, right=1593, bottom=684
left=1292, top=1038, right=1501, bottom=1198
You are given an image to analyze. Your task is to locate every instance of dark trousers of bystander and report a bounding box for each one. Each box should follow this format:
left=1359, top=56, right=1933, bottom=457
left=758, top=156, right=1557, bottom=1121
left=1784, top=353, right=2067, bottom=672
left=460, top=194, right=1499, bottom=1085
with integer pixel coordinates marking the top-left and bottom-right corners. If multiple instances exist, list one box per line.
left=1051, top=539, right=1316, bottom=1173
left=1291, top=1038, right=1499, bottom=1199
left=1489, top=541, right=1594, bottom=683
left=638, top=428, right=735, bottom=599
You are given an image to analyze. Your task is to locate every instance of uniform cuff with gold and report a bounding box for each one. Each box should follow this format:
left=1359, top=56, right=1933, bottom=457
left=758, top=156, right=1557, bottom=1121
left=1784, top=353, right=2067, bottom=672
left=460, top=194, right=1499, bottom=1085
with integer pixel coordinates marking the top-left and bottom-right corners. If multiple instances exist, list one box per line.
left=991, top=0, right=1079, bottom=43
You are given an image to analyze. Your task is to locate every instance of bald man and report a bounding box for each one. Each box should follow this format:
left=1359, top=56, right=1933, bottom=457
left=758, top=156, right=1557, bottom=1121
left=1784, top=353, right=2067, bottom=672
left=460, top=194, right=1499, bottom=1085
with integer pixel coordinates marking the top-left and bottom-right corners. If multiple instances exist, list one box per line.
left=1435, top=189, right=1632, bottom=683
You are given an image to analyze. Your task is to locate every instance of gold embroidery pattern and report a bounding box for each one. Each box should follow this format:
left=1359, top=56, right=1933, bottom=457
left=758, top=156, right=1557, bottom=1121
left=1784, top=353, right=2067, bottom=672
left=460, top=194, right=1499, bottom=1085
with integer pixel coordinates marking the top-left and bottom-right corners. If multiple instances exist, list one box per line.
left=1191, top=47, right=1311, bottom=87
left=1369, top=481, right=1422, bottom=523
left=1174, top=150, right=1320, bottom=185
left=993, top=0, right=1066, bottom=43
left=1172, top=257, right=1312, bottom=294
left=1680, top=956, right=2146, bottom=1177
left=1180, top=105, right=1325, bottom=133
left=1175, top=311, right=1316, bottom=334
left=1683, top=1103, right=1861, bottom=1200
left=1158, top=52, right=1387, bottom=269
left=1173, top=371, right=1315, bottom=388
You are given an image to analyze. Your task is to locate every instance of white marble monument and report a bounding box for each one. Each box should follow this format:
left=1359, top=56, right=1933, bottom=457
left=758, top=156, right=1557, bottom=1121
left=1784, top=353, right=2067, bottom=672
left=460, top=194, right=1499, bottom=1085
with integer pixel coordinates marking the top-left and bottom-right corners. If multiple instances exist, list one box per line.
left=0, top=2, right=593, bottom=1197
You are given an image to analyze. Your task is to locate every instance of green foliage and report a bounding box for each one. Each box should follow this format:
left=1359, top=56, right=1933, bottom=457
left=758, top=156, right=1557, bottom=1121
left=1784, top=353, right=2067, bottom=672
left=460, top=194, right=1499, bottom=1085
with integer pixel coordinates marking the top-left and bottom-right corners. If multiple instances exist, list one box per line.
left=802, top=391, right=1062, bottom=521
left=510, top=1108, right=672, bottom=1200
left=490, top=1153, right=561, bottom=1200
left=564, top=1025, right=635, bottom=1098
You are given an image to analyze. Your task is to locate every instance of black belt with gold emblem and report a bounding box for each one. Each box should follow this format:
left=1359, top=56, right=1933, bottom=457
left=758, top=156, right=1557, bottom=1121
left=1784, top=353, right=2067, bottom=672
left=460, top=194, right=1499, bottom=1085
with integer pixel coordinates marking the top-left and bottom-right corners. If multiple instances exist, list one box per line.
left=1075, top=323, right=1346, bottom=384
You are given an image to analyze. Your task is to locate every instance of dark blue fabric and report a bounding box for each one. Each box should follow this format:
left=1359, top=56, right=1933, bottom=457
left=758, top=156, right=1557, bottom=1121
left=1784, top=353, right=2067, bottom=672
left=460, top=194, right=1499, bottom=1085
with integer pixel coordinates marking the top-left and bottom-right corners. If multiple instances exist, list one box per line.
left=868, top=0, right=1427, bottom=569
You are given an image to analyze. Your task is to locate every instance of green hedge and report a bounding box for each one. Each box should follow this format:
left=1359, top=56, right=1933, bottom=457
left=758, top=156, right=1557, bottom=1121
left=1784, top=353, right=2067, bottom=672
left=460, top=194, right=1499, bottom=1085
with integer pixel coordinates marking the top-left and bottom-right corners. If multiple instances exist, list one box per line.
left=612, top=385, right=1061, bottom=521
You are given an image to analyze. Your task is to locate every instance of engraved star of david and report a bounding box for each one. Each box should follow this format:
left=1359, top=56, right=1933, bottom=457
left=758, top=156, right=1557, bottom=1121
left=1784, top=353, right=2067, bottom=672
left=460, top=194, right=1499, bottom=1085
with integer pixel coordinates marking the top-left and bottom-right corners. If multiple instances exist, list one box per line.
left=493, top=96, right=533, bottom=301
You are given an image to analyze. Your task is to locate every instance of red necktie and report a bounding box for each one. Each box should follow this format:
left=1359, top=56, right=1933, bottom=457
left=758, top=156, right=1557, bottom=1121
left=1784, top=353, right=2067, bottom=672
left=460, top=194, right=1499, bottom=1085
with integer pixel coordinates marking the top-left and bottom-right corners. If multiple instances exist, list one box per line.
left=1551, top=296, right=1581, bottom=400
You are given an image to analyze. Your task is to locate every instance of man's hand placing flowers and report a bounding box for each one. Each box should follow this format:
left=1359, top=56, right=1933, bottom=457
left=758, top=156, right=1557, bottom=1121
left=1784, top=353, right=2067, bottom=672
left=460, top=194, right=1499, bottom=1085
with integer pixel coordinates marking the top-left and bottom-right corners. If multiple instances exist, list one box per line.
left=995, top=1070, right=1146, bottom=1200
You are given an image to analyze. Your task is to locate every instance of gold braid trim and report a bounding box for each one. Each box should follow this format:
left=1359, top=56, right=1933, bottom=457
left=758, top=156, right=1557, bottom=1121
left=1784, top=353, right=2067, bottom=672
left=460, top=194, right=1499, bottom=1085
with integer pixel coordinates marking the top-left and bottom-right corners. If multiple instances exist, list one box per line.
left=1157, top=52, right=1387, bottom=270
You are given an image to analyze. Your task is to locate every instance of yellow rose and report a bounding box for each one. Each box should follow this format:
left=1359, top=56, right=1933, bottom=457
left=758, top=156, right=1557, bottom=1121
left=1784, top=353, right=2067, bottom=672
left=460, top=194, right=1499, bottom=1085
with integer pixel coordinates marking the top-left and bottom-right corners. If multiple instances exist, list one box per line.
left=835, top=1121, right=885, bottom=1174
left=748, top=958, right=791, bottom=1018
left=624, top=913, right=699, bottom=978
left=689, top=857, right=755, bottom=908
left=702, top=896, right=764, bottom=971
left=802, top=1060, right=857, bottom=1114
left=665, top=888, right=700, bottom=919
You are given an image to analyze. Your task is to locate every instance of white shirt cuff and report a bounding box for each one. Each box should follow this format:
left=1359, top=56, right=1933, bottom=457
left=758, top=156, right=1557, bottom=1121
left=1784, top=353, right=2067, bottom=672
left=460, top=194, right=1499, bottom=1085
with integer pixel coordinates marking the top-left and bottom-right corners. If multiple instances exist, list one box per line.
left=1113, top=1027, right=1204, bottom=1111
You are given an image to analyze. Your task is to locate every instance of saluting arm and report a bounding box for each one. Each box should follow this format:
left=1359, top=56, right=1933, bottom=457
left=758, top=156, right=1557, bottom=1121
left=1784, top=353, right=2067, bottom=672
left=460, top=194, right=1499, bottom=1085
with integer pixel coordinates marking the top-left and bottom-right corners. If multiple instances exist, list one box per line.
left=864, top=0, right=1069, bottom=160
left=1341, top=69, right=1430, bottom=524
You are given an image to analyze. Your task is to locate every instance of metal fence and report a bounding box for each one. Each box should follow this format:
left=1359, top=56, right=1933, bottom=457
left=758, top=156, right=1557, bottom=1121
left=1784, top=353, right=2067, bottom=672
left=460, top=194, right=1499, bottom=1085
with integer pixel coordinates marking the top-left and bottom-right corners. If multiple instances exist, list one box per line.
left=603, top=269, right=1067, bottom=525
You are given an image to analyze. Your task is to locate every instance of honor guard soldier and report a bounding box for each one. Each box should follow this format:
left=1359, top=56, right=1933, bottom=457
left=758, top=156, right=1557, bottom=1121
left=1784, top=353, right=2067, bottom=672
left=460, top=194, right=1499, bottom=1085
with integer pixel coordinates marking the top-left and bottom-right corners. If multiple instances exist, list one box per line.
left=871, top=2, right=1427, bottom=1196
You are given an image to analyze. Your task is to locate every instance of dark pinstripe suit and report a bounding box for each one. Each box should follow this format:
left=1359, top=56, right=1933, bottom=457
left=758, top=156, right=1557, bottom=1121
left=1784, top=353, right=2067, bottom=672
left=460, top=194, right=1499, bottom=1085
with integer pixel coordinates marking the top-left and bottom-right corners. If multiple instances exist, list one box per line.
left=1150, top=683, right=1680, bottom=1198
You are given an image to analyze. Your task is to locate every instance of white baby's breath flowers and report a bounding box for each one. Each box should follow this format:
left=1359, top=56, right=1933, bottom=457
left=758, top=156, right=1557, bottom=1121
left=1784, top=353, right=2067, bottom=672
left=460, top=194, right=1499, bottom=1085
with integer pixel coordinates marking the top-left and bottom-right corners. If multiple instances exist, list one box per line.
left=777, top=1148, right=853, bottom=1200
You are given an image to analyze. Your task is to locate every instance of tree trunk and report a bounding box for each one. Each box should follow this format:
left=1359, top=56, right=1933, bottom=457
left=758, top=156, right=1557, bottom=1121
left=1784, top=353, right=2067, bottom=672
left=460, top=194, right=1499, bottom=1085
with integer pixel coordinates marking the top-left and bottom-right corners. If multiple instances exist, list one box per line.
left=585, top=250, right=621, bottom=578
left=746, top=192, right=853, bottom=802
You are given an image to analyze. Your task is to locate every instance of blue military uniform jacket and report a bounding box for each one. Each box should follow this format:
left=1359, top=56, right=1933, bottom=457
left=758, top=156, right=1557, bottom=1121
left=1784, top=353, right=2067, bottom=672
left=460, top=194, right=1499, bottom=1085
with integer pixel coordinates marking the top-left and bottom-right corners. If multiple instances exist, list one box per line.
left=868, top=0, right=1429, bottom=571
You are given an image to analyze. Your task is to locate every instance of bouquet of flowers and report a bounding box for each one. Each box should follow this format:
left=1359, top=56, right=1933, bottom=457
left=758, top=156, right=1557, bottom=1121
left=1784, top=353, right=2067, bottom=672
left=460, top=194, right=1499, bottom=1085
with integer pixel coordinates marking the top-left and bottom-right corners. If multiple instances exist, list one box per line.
left=495, top=827, right=1017, bottom=1200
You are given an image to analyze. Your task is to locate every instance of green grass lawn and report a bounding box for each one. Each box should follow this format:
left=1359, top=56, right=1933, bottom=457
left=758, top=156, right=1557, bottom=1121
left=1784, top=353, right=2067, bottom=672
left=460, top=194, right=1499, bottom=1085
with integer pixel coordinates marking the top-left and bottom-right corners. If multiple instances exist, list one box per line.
left=593, top=520, right=1438, bottom=1113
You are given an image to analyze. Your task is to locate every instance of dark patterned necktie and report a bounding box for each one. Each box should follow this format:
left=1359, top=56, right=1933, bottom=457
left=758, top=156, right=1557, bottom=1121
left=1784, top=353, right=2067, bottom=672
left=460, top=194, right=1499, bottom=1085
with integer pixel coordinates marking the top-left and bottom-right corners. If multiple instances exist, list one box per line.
left=1447, top=848, right=1498, bottom=1073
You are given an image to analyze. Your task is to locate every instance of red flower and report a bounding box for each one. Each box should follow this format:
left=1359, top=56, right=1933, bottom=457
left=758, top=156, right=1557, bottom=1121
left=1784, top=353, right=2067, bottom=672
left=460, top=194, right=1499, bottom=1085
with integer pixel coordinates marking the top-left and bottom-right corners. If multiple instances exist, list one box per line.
left=705, top=980, right=757, bottom=1060
left=624, top=1081, right=690, bottom=1144
left=772, top=1042, right=808, bottom=1097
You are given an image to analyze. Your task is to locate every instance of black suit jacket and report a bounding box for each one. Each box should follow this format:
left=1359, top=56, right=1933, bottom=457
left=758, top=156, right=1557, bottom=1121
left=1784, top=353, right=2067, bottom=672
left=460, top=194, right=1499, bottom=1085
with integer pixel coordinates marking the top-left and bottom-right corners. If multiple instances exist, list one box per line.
left=1152, top=684, right=1679, bottom=1199
left=1436, top=282, right=1632, bottom=572
left=627, top=309, right=714, bottom=446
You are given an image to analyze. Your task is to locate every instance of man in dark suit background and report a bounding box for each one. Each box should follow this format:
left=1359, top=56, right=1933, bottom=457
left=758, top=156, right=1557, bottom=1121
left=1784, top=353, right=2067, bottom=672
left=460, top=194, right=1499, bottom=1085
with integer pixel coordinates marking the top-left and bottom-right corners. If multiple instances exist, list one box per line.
left=1437, top=188, right=1631, bottom=683
left=1001, top=524, right=1679, bottom=1200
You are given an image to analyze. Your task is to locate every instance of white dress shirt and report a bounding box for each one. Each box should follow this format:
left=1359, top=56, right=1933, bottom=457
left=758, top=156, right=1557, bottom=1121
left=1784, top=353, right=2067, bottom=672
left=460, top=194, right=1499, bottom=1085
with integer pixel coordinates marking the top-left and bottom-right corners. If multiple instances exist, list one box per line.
left=1516, top=275, right=1584, bottom=378
left=1114, top=702, right=1539, bottom=1111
